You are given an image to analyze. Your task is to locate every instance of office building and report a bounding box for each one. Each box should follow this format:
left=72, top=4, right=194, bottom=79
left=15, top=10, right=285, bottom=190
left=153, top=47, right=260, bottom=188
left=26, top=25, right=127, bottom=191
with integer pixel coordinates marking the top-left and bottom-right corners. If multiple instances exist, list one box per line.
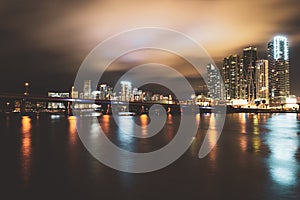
left=255, top=60, right=269, bottom=103
left=97, top=84, right=113, bottom=100
left=243, top=47, right=258, bottom=102
left=83, top=80, right=91, bottom=99
left=267, top=36, right=290, bottom=103
left=207, top=64, right=223, bottom=100
left=120, top=81, right=132, bottom=101
left=71, top=86, right=79, bottom=99
left=222, top=55, right=246, bottom=100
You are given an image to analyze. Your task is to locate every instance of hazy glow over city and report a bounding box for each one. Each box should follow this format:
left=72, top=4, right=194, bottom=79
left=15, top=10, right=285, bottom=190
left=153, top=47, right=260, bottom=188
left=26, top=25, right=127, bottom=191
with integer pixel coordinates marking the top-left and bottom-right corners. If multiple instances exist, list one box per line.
left=1, top=0, right=300, bottom=95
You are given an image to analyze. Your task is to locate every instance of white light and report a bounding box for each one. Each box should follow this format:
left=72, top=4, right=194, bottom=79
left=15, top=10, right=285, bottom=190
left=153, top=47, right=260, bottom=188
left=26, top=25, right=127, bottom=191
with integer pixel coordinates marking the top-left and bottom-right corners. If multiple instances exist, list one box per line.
left=286, top=97, right=297, bottom=104
left=273, top=36, right=289, bottom=60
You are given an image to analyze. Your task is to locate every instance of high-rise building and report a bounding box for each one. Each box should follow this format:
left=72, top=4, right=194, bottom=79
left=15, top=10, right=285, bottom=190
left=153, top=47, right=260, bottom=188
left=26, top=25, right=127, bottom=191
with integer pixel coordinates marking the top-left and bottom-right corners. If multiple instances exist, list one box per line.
left=120, top=81, right=132, bottom=101
left=83, top=80, right=91, bottom=99
left=71, top=86, right=79, bottom=99
left=243, top=47, right=258, bottom=102
left=207, top=64, right=223, bottom=100
left=267, top=36, right=290, bottom=103
left=132, top=87, right=143, bottom=101
left=222, top=55, right=246, bottom=100
left=97, top=84, right=113, bottom=100
left=255, top=60, right=269, bottom=103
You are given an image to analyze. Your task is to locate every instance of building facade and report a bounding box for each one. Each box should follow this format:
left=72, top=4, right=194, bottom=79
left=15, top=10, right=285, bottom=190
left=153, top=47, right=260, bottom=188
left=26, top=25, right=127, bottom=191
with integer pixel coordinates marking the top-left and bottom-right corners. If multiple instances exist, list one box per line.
left=120, top=81, right=132, bottom=102
left=83, top=80, right=92, bottom=99
left=255, top=60, right=269, bottom=103
left=207, top=64, right=223, bottom=100
left=222, top=55, right=246, bottom=100
left=243, top=46, right=258, bottom=102
left=267, top=36, right=290, bottom=103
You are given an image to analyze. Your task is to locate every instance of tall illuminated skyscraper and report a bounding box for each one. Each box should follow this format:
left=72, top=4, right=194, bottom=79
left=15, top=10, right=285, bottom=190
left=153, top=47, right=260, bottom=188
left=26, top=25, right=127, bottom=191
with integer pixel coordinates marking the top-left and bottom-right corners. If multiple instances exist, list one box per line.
left=267, top=36, right=290, bottom=103
left=207, top=64, right=223, bottom=100
left=255, top=60, right=269, bottom=103
left=243, top=46, right=258, bottom=102
left=222, top=55, right=246, bottom=100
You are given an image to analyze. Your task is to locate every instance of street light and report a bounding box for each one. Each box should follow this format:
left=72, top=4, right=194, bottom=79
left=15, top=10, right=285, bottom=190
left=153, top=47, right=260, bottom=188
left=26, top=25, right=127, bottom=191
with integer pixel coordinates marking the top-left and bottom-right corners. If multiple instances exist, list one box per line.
left=6, top=101, right=10, bottom=112
left=24, top=82, right=29, bottom=96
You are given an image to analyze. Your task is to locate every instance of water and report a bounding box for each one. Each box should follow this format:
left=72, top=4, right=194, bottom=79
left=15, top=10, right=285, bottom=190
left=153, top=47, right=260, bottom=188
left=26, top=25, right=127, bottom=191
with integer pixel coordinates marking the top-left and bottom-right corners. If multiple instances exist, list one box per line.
left=0, top=113, right=300, bottom=199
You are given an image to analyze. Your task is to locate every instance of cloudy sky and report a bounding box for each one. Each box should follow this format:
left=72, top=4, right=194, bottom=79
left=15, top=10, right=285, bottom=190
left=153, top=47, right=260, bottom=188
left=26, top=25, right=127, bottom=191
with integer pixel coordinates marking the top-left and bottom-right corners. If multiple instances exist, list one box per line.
left=1, top=0, right=300, bottom=95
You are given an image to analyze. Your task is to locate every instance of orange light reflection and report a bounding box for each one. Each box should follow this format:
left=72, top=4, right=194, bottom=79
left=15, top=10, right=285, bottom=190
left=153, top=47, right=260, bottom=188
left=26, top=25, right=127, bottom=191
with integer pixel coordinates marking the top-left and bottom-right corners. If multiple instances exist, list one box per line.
left=207, top=114, right=217, bottom=162
left=68, top=116, right=77, bottom=145
left=101, top=115, right=111, bottom=134
left=21, top=116, right=32, bottom=188
left=140, top=114, right=148, bottom=136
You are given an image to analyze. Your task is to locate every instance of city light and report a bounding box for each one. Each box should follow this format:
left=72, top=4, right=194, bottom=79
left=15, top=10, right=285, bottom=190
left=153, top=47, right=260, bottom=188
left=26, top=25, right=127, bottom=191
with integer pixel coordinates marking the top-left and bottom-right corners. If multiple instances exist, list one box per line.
left=274, top=35, right=289, bottom=60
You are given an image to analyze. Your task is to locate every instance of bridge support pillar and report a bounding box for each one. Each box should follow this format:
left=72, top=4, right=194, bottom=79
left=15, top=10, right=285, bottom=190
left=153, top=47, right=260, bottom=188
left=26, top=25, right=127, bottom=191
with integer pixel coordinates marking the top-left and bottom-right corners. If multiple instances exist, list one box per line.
left=20, top=99, right=26, bottom=115
left=63, top=102, right=72, bottom=116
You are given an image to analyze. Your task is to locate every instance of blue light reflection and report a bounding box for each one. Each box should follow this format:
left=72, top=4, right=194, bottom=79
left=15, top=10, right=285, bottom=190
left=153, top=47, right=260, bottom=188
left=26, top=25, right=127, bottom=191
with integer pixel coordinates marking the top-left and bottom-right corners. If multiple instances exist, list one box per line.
left=265, top=114, right=300, bottom=186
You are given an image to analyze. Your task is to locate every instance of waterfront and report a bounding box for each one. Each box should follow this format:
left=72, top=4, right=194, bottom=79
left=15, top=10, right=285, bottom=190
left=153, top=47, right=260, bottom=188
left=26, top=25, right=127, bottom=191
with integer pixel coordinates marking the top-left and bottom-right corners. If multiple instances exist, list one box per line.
left=0, top=113, right=300, bottom=199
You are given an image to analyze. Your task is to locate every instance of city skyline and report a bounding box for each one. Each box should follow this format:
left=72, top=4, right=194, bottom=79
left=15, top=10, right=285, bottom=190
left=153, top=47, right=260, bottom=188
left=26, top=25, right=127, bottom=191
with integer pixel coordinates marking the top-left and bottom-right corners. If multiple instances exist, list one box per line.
left=1, top=2, right=300, bottom=198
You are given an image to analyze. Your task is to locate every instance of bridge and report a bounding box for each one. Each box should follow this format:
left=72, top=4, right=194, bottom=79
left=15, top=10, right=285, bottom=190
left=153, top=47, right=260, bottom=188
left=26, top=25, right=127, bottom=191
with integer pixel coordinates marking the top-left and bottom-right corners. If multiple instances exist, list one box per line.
left=0, top=93, right=200, bottom=115
left=1, top=93, right=299, bottom=116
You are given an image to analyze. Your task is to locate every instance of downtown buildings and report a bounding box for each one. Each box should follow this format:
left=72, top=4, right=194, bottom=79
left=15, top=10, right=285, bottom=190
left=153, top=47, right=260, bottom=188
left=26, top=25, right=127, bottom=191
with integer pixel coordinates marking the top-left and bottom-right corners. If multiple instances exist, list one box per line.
left=219, top=35, right=292, bottom=107
left=71, top=80, right=173, bottom=104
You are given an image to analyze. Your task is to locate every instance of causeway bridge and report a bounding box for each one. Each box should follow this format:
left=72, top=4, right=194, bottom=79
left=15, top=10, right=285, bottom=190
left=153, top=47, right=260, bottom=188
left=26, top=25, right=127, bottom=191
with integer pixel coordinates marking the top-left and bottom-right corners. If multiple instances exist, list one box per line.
left=0, top=93, right=199, bottom=115
left=1, top=93, right=299, bottom=116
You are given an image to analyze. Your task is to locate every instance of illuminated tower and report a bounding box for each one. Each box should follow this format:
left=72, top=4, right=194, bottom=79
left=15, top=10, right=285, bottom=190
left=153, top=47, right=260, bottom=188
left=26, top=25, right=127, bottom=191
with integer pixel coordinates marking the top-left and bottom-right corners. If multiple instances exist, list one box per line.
left=267, top=36, right=290, bottom=103
left=222, top=55, right=246, bottom=100
left=243, top=47, right=258, bottom=102
left=207, top=64, right=223, bottom=100
left=120, top=81, right=132, bottom=101
left=83, top=80, right=91, bottom=99
left=255, top=60, right=269, bottom=103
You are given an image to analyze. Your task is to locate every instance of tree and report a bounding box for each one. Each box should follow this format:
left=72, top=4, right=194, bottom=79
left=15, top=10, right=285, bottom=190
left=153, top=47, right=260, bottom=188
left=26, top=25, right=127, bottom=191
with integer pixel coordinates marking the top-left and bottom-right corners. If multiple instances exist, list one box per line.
left=262, top=99, right=266, bottom=109
left=255, top=100, right=260, bottom=108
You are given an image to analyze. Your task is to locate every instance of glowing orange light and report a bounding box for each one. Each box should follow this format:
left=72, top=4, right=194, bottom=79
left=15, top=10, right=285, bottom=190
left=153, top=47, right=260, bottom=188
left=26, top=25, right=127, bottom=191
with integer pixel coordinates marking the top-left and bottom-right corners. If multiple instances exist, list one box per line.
left=21, top=116, right=32, bottom=188
left=68, top=116, right=77, bottom=144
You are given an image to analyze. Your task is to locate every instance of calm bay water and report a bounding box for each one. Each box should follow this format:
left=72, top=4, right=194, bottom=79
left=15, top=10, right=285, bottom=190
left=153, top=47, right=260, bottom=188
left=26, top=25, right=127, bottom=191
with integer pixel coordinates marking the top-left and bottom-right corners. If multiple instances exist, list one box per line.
left=0, top=113, right=300, bottom=199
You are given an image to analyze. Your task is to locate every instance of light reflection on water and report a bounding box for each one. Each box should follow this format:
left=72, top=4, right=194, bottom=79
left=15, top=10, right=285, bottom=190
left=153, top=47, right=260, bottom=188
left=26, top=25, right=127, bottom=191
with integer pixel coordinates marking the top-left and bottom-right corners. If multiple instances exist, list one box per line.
left=68, top=116, right=77, bottom=145
left=207, top=114, right=218, bottom=163
left=2, top=113, right=300, bottom=199
left=117, top=116, right=134, bottom=146
left=21, top=116, right=32, bottom=188
left=140, top=114, right=148, bottom=137
left=265, top=114, right=300, bottom=186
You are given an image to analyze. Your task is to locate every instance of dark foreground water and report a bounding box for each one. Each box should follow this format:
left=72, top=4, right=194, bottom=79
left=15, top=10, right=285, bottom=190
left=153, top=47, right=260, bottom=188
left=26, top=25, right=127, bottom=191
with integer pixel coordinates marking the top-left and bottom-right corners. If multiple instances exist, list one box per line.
left=0, top=113, right=300, bottom=200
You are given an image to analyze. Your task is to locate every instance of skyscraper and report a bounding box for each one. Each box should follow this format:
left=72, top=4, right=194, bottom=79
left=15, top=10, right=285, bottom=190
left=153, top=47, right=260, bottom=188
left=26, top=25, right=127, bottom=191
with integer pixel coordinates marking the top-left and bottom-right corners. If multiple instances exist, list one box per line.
left=255, top=60, right=269, bottom=103
left=120, top=81, right=132, bottom=101
left=207, top=64, right=223, bottom=100
left=243, top=47, right=258, bottom=102
left=267, top=36, right=290, bottom=103
left=83, top=80, right=91, bottom=99
left=222, top=55, right=246, bottom=100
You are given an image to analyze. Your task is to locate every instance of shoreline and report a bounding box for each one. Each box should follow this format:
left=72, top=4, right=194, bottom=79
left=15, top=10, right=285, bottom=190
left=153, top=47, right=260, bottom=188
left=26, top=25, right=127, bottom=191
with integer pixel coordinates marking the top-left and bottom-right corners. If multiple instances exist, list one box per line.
left=0, top=109, right=299, bottom=116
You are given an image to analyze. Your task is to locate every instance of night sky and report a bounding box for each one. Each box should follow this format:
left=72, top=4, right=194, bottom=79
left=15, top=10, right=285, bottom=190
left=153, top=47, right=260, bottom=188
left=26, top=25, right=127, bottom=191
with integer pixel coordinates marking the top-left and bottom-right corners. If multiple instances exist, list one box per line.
left=1, top=0, right=300, bottom=96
